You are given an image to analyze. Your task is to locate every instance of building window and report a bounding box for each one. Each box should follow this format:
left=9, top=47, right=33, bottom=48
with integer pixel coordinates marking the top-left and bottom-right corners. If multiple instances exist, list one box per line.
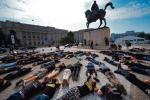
left=24, top=43, right=27, bottom=46
left=45, top=37, right=47, bottom=41
left=41, top=35, right=43, bottom=40
left=22, top=35, right=26, bottom=39
left=137, top=39, right=144, bottom=41
left=28, top=36, right=31, bottom=38
left=37, top=35, right=40, bottom=39
left=33, top=35, right=35, bottom=39
left=34, top=42, right=36, bottom=45
left=29, top=42, right=32, bottom=45
left=38, top=42, right=40, bottom=45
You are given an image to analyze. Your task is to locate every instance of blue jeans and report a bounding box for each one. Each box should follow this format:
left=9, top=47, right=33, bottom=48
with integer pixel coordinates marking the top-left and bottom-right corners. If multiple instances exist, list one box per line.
left=35, top=94, right=49, bottom=100
left=7, top=92, right=24, bottom=100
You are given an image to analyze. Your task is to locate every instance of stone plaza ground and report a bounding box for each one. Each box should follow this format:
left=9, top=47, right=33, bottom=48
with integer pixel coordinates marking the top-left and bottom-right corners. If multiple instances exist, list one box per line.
left=0, top=46, right=150, bottom=100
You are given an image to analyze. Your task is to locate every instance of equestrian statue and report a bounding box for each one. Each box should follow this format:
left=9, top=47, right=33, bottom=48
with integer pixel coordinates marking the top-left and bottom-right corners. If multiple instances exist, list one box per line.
left=85, top=1, right=114, bottom=28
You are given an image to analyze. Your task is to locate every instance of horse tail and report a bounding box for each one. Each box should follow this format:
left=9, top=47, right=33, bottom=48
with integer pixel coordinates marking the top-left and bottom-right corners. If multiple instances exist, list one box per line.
left=104, top=2, right=114, bottom=10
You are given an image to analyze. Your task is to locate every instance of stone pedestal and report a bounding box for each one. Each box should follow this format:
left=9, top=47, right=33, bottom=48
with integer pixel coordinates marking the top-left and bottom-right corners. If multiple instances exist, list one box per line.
left=83, top=27, right=110, bottom=49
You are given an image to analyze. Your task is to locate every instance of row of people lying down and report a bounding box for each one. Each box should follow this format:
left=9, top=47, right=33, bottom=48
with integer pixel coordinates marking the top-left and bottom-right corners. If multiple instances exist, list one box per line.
left=16, top=63, right=65, bottom=87
left=65, top=51, right=99, bottom=60
left=100, top=50, right=150, bottom=61
left=0, top=66, right=20, bottom=75
left=129, top=48, right=147, bottom=52
left=0, top=61, right=82, bottom=92
left=85, top=58, right=127, bottom=95
left=103, top=57, right=150, bottom=95
left=85, top=56, right=117, bottom=82
left=0, top=57, right=59, bottom=75
left=115, top=67, right=150, bottom=95
left=74, top=51, right=99, bottom=57
left=86, top=56, right=150, bottom=95
left=1, top=50, right=65, bottom=65
left=0, top=61, right=61, bottom=92
left=93, top=62, right=127, bottom=95
left=104, top=57, right=150, bottom=76
left=0, top=50, right=72, bottom=69
left=120, top=56, right=150, bottom=69
left=16, top=62, right=82, bottom=87
left=0, top=67, right=32, bottom=92
left=7, top=75, right=127, bottom=100
left=1, top=51, right=44, bottom=63
left=0, top=54, right=59, bottom=70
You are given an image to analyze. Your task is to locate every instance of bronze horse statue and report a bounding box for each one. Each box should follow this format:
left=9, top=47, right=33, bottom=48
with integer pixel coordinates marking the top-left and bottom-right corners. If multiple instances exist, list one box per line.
left=85, top=2, right=114, bottom=28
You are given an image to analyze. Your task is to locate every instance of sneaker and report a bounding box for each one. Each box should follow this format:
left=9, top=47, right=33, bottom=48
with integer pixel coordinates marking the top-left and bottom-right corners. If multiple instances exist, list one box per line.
left=16, top=79, right=23, bottom=86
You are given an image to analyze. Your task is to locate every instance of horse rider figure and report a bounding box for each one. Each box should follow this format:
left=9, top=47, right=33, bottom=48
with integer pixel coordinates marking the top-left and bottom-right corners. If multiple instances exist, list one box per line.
left=91, top=1, right=99, bottom=17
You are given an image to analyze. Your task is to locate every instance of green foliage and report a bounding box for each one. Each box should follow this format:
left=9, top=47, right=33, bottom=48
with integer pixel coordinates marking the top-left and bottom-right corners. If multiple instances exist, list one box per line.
left=0, top=29, right=21, bottom=47
left=60, top=31, right=74, bottom=45
left=138, top=32, right=150, bottom=40
left=138, top=32, right=145, bottom=38
left=0, top=29, right=6, bottom=46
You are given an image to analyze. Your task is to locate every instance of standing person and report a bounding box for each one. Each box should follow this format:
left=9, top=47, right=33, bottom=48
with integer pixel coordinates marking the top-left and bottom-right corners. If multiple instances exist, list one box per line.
left=104, top=37, right=109, bottom=46
left=91, top=41, right=93, bottom=49
left=56, top=45, right=60, bottom=50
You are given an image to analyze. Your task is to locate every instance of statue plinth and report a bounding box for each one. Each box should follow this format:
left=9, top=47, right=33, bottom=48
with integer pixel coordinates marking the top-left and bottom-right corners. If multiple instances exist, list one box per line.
left=83, top=27, right=110, bottom=49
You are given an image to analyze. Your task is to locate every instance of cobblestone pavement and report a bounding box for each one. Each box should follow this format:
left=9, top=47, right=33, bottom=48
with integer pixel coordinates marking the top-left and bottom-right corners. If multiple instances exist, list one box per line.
left=0, top=47, right=150, bottom=100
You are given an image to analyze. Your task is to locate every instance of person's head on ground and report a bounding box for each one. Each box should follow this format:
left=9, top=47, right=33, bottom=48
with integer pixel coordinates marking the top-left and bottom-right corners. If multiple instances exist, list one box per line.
left=59, top=63, right=66, bottom=68
left=97, top=83, right=112, bottom=96
left=43, top=77, right=49, bottom=83
left=51, top=78, right=60, bottom=84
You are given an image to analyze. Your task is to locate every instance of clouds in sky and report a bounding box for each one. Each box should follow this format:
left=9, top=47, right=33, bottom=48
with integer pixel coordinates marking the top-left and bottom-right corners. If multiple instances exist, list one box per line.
left=106, top=0, right=150, bottom=20
left=0, top=0, right=150, bottom=31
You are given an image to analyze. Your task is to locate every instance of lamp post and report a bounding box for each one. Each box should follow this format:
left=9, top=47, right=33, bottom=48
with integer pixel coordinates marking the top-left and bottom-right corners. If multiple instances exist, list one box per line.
left=10, top=34, right=15, bottom=53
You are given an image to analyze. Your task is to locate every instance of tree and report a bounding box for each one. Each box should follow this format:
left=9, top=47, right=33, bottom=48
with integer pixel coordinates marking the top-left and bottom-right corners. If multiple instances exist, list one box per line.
left=145, top=34, right=150, bottom=40
left=138, top=32, right=150, bottom=40
left=60, top=31, right=74, bottom=45
left=138, top=32, right=145, bottom=38
left=0, top=29, right=6, bottom=47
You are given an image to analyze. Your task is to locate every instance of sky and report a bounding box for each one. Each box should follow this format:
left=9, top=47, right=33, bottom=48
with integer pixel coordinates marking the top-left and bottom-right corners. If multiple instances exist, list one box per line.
left=0, top=0, right=150, bottom=33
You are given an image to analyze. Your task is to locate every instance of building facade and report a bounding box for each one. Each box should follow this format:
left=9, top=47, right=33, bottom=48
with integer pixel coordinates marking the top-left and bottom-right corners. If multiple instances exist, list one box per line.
left=0, top=21, right=68, bottom=47
left=73, top=27, right=110, bottom=46
left=115, top=36, right=146, bottom=45
left=111, top=31, right=141, bottom=42
left=73, top=29, right=87, bottom=43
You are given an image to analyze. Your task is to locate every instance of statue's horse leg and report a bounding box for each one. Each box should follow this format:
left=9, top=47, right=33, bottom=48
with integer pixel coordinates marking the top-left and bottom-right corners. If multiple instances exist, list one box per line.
left=98, top=18, right=102, bottom=28
left=103, top=18, right=107, bottom=27
left=86, top=22, right=89, bottom=28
